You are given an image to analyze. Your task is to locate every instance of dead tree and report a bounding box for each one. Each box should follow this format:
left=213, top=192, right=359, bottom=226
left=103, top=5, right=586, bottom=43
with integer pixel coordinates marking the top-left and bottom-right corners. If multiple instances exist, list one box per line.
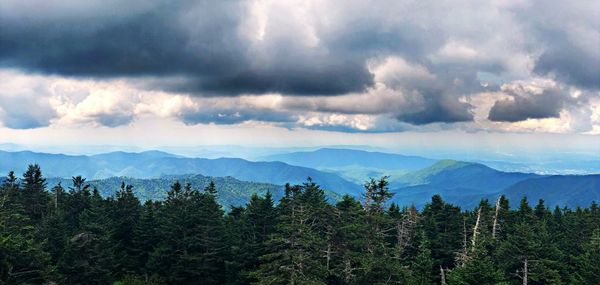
left=515, top=258, right=529, bottom=285
left=492, top=197, right=501, bottom=239
left=471, top=207, right=482, bottom=250
left=455, top=218, right=469, bottom=267
left=395, top=206, right=419, bottom=256
left=523, top=258, right=528, bottom=285
left=440, top=266, right=447, bottom=285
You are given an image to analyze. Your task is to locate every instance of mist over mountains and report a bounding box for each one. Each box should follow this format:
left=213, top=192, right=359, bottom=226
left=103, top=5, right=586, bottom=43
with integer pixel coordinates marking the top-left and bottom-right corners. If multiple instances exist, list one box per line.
left=1, top=148, right=598, bottom=209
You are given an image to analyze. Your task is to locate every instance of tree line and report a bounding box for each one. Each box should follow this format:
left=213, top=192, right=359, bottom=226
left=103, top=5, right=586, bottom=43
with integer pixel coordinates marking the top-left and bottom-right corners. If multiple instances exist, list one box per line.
left=1, top=165, right=599, bottom=284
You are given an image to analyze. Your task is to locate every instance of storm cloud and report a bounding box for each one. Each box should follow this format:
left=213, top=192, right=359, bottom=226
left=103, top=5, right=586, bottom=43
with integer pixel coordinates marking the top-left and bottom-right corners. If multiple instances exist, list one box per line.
left=0, top=0, right=373, bottom=95
left=488, top=88, right=567, bottom=122
left=0, top=0, right=598, bottom=131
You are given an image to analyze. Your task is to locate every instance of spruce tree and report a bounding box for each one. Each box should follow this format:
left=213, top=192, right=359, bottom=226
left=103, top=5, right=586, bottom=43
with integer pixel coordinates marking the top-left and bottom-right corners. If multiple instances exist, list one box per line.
left=575, top=229, right=600, bottom=284
left=21, top=164, right=49, bottom=223
left=409, top=232, right=435, bottom=285
left=253, top=179, right=328, bottom=284
left=111, top=182, right=142, bottom=278
left=59, top=188, right=114, bottom=285
left=0, top=172, right=51, bottom=284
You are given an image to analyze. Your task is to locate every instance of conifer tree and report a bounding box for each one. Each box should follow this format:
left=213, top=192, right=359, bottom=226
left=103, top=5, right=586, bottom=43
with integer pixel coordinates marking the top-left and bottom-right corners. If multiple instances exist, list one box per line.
left=133, top=200, right=161, bottom=281
left=21, top=164, right=49, bottom=222
left=410, top=232, right=435, bottom=285
left=59, top=188, right=114, bottom=285
left=421, top=195, right=463, bottom=278
left=0, top=172, right=50, bottom=284
left=253, top=179, right=328, bottom=284
left=575, top=229, right=600, bottom=284
left=111, top=182, right=142, bottom=278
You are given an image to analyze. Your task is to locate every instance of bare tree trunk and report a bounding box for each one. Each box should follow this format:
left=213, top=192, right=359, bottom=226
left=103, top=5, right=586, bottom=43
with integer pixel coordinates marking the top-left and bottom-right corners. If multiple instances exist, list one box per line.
left=440, top=266, right=447, bottom=285
left=54, top=190, right=58, bottom=210
left=325, top=243, right=331, bottom=271
left=456, top=218, right=469, bottom=267
left=471, top=207, right=482, bottom=250
left=492, top=197, right=501, bottom=239
left=522, top=258, right=528, bottom=285
left=463, top=218, right=467, bottom=251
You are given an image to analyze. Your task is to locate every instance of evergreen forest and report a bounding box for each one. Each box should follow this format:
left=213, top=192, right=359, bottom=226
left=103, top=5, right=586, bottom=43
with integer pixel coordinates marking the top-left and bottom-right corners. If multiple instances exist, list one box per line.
left=1, top=165, right=599, bottom=284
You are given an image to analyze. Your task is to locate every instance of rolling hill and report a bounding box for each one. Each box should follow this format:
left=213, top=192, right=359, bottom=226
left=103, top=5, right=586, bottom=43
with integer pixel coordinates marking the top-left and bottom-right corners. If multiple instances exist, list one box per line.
left=389, top=160, right=598, bottom=209
left=500, top=175, right=600, bottom=208
left=3, top=150, right=598, bottom=210
left=0, top=150, right=362, bottom=195
left=46, top=175, right=283, bottom=208
left=393, top=160, right=537, bottom=190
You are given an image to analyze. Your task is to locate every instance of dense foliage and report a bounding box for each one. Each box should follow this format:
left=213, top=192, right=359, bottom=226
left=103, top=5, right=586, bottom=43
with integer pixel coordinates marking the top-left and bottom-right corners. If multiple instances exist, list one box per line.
left=1, top=165, right=599, bottom=284
left=45, top=175, right=284, bottom=209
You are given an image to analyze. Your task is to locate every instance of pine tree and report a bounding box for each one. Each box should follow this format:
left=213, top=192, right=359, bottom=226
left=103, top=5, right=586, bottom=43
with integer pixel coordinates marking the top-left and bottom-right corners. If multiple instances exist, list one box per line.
left=1, top=171, right=20, bottom=210
left=356, top=176, right=409, bottom=284
left=59, top=188, right=114, bottom=285
left=421, top=195, right=463, bottom=279
left=111, top=182, right=142, bottom=278
left=574, top=229, right=600, bottom=284
left=0, top=172, right=51, bottom=283
left=204, top=180, right=218, bottom=196
left=410, top=232, right=435, bottom=285
left=149, top=181, right=226, bottom=284
left=229, top=192, right=276, bottom=283
left=253, top=179, right=328, bottom=284
left=21, top=164, right=49, bottom=223
left=133, top=200, right=161, bottom=281
left=328, top=195, right=368, bottom=284
left=448, top=221, right=504, bottom=285
left=63, top=176, right=92, bottom=233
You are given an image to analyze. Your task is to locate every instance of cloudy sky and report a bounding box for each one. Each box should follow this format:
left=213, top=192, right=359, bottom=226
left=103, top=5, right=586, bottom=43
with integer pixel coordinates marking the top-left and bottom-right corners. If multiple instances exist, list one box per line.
left=0, top=0, right=599, bottom=155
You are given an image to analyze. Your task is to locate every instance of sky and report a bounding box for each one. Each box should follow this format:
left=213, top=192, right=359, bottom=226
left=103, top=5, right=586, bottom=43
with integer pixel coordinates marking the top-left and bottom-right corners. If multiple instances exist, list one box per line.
left=0, top=0, right=599, bottom=157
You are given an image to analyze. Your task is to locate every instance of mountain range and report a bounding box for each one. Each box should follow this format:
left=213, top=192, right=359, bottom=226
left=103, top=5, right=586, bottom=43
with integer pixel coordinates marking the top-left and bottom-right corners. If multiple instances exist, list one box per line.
left=1, top=148, right=598, bottom=209
left=261, top=148, right=436, bottom=170
left=0, top=150, right=361, bottom=195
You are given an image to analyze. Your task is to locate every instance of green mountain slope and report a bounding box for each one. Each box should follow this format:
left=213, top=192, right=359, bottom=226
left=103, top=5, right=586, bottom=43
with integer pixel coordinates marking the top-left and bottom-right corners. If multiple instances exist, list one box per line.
left=0, top=150, right=362, bottom=195
left=46, top=175, right=282, bottom=208
left=500, top=175, right=600, bottom=208
left=394, top=160, right=536, bottom=191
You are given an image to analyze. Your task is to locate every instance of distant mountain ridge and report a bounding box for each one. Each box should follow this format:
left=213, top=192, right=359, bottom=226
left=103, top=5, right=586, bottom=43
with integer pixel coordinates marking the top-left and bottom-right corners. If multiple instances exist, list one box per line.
left=501, top=175, right=600, bottom=208
left=393, top=160, right=537, bottom=190
left=389, top=160, right=599, bottom=209
left=261, top=148, right=436, bottom=170
left=0, top=150, right=362, bottom=195
left=2, top=149, right=599, bottom=209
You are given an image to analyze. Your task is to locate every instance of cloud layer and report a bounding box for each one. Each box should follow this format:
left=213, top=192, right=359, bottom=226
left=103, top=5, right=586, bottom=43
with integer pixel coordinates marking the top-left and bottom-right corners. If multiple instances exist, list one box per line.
left=0, top=0, right=598, bottom=133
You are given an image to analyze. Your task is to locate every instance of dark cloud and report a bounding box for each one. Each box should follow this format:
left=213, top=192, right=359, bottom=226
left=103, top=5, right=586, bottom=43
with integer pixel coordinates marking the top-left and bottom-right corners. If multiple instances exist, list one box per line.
left=534, top=40, right=600, bottom=89
left=488, top=88, right=567, bottom=122
left=1, top=0, right=597, bottom=130
left=396, top=93, right=473, bottom=125
left=512, top=0, right=600, bottom=89
left=0, top=0, right=373, bottom=96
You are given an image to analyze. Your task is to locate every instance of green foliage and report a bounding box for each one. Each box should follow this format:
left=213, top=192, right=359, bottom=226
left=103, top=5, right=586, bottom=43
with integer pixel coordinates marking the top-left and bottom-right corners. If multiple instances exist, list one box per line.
left=0, top=166, right=598, bottom=284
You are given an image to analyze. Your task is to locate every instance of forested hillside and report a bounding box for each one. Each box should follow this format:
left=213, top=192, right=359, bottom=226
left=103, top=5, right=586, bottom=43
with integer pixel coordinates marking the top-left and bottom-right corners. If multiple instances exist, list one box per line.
left=2, top=165, right=599, bottom=284
left=0, top=150, right=361, bottom=195
left=4, top=150, right=600, bottom=209
left=45, top=175, right=284, bottom=209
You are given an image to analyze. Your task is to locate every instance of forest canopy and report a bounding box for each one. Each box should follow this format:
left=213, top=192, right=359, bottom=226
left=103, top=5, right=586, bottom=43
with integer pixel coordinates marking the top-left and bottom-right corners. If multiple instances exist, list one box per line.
left=1, top=164, right=599, bottom=284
